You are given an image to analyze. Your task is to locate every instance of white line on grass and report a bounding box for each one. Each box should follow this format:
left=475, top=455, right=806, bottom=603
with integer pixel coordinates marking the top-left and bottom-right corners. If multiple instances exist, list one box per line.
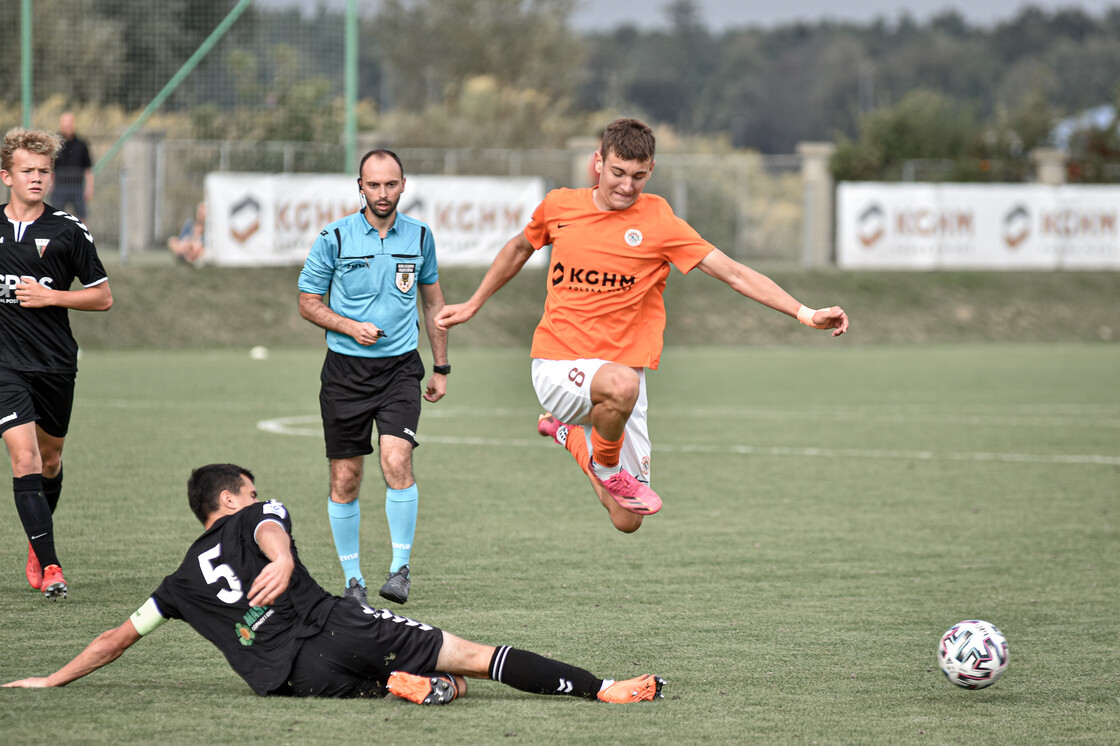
left=411, top=404, right=1120, bottom=429
left=92, top=400, right=1120, bottom=428
left=657, top=407, right=1120, bottom=429
left=659, top=442, right=1120, bottom=466
left=255, top=415, right=1120, bottom=466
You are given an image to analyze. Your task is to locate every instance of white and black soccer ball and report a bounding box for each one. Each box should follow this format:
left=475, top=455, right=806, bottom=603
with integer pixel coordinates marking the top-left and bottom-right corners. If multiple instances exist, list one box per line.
left=937, top=620, right=1009, bottom=689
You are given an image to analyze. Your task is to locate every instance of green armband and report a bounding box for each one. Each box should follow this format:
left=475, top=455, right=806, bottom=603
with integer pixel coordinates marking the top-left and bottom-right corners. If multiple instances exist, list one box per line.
left=129, top=597, right=169, bottom=636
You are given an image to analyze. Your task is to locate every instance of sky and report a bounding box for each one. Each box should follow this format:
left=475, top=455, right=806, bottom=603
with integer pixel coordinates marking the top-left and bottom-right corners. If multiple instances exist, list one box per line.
left=569, top=0, right=1119, bottom=30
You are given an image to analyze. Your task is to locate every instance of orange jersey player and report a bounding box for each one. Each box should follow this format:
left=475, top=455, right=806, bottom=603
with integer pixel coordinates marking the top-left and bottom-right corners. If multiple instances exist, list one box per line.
left=436, top=118, right=848, bottom=533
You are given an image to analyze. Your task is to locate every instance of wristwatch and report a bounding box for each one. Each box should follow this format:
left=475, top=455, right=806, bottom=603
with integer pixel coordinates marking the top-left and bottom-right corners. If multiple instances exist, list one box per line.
left=432, top=364, right=451, bottom=375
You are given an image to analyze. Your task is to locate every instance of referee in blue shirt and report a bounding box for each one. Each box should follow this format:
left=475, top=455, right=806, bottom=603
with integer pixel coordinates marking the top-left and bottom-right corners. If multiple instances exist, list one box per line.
left=298, top=150, right=449, bottom=606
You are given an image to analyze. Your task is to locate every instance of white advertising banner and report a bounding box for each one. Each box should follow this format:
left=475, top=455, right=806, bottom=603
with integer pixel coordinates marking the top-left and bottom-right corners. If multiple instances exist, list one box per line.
left=837, top=183, right=1120, bottom=269
left=204, top=173, right=547, bottom=267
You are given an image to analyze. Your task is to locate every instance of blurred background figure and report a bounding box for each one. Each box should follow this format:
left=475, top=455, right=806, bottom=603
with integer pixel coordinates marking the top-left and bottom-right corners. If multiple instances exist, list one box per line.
left=52, top=112, right=94, bottom=222
left=168, top=202, right=207, bottom=264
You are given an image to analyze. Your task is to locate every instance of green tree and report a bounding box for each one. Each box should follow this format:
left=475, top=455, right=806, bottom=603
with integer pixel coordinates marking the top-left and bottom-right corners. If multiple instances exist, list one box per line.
left=371, top=0, right=582, bottom=112
left=1066, top=94, right=1120, bottom=183
left=0, top=0, right=125, bottom=108
left=89, top=0, right=255, bottom=109
left=831, top=89, right=985, bottom=180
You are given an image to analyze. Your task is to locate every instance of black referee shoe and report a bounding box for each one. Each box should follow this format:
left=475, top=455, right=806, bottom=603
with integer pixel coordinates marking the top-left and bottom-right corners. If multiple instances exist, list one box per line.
left=379, top=565, right=410, bottom=604
left=343, top=578, right=370, bottom=608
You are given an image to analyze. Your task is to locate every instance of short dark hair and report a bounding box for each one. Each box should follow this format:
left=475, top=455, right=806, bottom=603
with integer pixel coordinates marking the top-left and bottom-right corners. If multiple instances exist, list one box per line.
left=600, top=118, right=656, bottom=163
left=187, top=464, right=254, bottom=524
left=358, top=149, right=404, bottom=179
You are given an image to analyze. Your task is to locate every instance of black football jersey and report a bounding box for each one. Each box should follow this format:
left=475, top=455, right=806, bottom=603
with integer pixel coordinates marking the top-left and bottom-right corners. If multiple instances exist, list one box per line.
left=149, top=501, right=338, bottom=695
left=0, top=204, right=108, bottom=373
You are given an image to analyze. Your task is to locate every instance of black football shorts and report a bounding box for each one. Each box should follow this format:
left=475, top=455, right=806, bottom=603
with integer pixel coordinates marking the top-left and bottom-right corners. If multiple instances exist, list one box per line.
left=282, top=598, right=445, bottom=698
left=318, top=349, right=425, bottom=459
left=0, top=367, right=76, bottom=438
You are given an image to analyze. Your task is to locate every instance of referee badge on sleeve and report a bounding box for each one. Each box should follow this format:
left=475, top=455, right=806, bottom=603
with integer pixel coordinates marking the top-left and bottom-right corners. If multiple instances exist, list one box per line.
left=395, top=263, right=416, bottom=293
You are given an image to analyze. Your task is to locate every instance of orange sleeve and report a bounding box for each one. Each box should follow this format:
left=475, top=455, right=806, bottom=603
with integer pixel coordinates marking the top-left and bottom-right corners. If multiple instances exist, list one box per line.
left=662, top=209, right=715, bottom=274
left=523, top=191, right=555, bottom=250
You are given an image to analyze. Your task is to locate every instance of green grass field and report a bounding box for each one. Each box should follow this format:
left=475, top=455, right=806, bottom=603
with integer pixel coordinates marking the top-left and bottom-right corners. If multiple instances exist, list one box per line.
left=1, top=344, right=1118, bottom=745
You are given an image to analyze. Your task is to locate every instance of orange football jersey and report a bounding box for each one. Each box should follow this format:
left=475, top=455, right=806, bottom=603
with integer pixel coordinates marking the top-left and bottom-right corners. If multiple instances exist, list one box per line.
left=523, top=187, right=714, bottom=369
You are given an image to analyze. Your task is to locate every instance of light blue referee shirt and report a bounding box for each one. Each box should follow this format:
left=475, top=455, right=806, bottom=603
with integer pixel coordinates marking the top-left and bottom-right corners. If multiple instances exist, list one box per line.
left=298, top=210, right=438, bottom=358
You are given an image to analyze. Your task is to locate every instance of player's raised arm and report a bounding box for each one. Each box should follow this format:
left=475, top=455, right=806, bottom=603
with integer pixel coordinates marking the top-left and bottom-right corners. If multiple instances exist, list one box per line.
left=3, top=617, right=144, bottom=688
left=436, top=233, right=536, bottom=330
left=696, top=248, right=848, bottom=336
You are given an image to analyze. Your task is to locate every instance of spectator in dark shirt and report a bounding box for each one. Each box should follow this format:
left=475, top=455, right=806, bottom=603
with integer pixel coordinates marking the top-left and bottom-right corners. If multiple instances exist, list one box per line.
left=52, top=113, right=93, bottom=221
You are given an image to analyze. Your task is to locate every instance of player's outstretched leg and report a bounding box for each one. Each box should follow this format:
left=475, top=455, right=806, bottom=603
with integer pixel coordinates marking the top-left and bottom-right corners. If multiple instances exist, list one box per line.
left=434, top=634, right=665, bottom=704
left=386, top=671, right=464, bottom=705
left=487, top=645, right=664, bottom=703
left=597, top=674, right=666, bottom=703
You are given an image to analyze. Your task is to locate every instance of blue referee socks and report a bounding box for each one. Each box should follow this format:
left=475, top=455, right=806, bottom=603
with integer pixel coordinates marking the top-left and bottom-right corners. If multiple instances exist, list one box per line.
left=327, top=498, right=363, bottom=587
left=385, top=484, right=418, bottom=573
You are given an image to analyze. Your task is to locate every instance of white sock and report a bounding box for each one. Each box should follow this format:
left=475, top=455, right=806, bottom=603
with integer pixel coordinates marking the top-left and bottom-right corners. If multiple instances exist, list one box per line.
left=591, top=460, right=622, bottom=481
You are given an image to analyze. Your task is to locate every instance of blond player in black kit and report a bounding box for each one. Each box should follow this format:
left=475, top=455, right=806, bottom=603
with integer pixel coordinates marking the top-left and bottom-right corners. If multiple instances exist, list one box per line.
left=0, top=128, right=112, bottom=600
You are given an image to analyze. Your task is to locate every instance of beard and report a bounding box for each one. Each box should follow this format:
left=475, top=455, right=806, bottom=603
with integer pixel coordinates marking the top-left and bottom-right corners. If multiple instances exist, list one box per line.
left=368, top=197, right=398, bottom=219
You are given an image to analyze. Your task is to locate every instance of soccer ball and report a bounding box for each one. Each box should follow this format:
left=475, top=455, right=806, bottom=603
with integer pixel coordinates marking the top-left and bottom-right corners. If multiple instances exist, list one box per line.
left=937, top=620, right=1009, bottom=689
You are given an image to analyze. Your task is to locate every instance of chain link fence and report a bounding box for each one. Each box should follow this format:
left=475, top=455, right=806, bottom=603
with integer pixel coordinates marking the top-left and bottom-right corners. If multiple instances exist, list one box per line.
left=1, top=1, right=808, bottom=266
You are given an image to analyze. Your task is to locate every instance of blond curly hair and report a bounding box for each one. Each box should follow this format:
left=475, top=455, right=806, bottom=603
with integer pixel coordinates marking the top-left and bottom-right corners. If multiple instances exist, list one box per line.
left=1, top=128, right=62, bottom=173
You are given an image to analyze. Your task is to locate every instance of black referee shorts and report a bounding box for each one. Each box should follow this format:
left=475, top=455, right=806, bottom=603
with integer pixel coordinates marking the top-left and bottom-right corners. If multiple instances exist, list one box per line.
left=283, top=598, right=445, bottom=698
left=319, top=349, right=425, bottom=459
left=0, top=367, right=76, bottom=438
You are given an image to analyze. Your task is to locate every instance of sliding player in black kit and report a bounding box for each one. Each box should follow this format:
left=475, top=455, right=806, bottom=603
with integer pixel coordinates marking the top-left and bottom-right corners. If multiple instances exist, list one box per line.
left=0, top=128, right=112, bottom=600
left=5, top=464, right=665, bottom=706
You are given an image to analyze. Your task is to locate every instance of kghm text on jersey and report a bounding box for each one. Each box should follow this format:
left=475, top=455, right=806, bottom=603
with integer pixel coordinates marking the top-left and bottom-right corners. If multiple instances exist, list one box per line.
left=551, top=262, right=636, bottom=290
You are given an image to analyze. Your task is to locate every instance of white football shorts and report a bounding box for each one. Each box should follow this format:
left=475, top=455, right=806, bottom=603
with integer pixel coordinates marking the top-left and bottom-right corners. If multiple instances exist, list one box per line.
left=530, top=358, right=652, bottom=483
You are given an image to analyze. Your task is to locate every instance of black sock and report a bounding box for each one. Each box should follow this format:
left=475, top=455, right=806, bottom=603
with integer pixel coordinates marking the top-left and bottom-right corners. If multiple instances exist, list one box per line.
left=488, top=646, right=602, bottom=699
left=14, top=474, right=60, bottom=567
left=42, top=463, right=63, bottom=514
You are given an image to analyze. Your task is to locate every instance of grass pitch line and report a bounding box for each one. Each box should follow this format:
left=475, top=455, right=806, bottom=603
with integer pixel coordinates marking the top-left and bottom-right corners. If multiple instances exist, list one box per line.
left=255, top=415, right=1119, bottom=466
left=663, top=442, right=1120, bottom=467
left=656, top=406, right=1120, bottom=429
left=94, top=400, right=1120, bottom=429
